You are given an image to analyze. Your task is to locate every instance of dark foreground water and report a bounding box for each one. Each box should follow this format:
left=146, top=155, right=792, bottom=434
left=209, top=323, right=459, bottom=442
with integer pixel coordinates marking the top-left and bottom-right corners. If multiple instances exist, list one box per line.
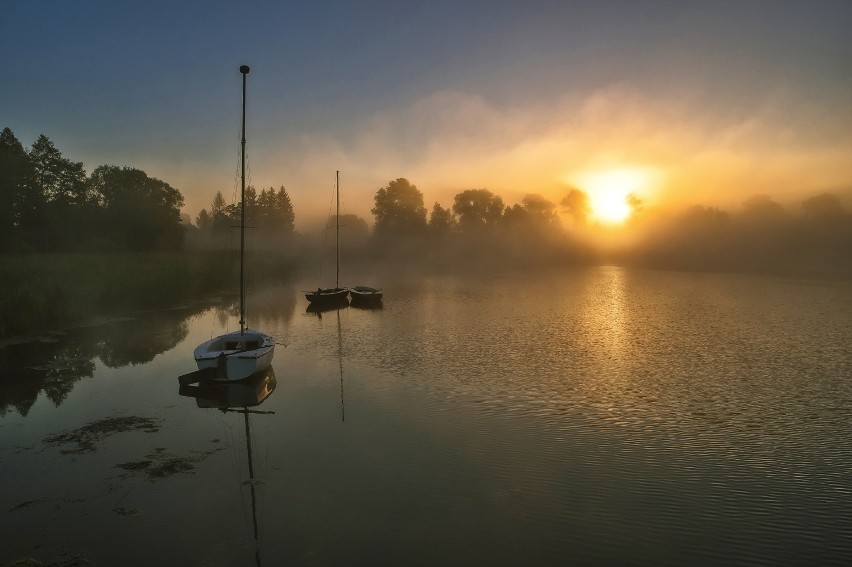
left=1, top=267, right=851, bottom=566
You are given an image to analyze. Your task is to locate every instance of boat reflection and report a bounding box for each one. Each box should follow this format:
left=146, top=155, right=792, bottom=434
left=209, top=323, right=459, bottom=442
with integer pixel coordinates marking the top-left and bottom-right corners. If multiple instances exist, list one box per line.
left=350, top=298, right=383, bottom=311
left=179, top=367, right=276, bottom=566
left=178, top=367, right=276, bottom=409
left=305, top=297, right=349, bottom=318
left=336, top=310, right=345, bottom=422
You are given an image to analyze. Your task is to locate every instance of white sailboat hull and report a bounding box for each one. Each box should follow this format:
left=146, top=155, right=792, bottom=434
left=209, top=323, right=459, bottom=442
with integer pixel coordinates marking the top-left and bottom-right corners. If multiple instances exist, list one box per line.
left=194, top=328, right=275, bottom=381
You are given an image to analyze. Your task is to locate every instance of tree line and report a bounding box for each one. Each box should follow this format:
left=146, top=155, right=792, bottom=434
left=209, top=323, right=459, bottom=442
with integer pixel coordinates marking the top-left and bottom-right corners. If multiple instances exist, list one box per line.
left=363, top=178, right=599, bottom=267
left=3, top=125, right=848, bottom=276
left=365, top=177, right=851, bottom=276
left=1, top=128, right=184, bottom=252
left=0, top=127, right=297, bottom=253
left=188, top=186, right=295, bottom=249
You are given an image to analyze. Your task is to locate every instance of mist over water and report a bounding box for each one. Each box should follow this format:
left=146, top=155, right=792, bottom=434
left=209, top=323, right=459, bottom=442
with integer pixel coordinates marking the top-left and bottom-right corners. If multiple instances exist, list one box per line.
left=1, top=267, right=850, bottom=565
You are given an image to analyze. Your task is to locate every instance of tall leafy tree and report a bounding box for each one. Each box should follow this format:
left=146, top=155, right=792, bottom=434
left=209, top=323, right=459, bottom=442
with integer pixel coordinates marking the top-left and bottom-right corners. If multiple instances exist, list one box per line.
left=88, top=165, right=184, bottom=250
left=560, top=188, right=591, bottom=226
left=371, top=178, right=427, bottom=237
left=452, top=189, right=504, bottom=232
left=519, top=194, right=559, bottom=227
left=428, top=202, right=457, bottom=236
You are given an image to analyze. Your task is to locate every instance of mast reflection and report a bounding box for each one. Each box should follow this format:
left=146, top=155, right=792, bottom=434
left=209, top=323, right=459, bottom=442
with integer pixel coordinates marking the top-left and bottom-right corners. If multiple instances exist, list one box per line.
left=178, top=368, right=276, bottom=567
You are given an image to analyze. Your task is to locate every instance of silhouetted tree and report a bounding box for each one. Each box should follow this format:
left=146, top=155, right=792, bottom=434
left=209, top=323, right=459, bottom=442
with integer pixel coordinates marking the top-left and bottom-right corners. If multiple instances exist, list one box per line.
left=28, top=135, right=90, bottom=248
left=335, top=214, right=370, bottom=249
left=30, top=135, right=87, bottom=207
left=209, top=191, right=230, bottom=231
left=0, top=128, right=31, bottom=250
left=560, top=188, right=591, bottom=226
left=452, top=189, right=504, bottom=232
left=740, top=194, right=788, bottom=223
left=801, top=193, right=847, bottom=220
left=626, top=193, right=643, bottom=217
left=88, top=165, right=184, bottom=250
left=371, top=178, right=427, bottom=237
left=521, top=194, right=560, bottom=227
left=255, top=185, right=295, bottom=233
left=195, top=208, right=212, bottom=231
left=429, top=202, right=457, bottom=237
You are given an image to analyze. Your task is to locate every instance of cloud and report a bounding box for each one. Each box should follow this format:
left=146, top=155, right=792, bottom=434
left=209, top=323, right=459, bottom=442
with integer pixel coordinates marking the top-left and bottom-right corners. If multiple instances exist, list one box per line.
left=193, top=82, right=852, bottom=230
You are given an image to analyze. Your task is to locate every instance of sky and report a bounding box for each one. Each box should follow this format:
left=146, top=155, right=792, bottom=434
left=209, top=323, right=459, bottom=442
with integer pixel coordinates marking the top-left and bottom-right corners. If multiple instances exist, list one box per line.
left=3, top=0, right=852, bottom=230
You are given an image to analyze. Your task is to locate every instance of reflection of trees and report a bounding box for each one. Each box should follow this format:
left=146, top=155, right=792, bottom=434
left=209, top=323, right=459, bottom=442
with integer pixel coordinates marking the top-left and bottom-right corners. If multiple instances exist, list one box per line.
left=211, top=284, right=296, bottom=330
left=0, top=341, right=96, bottom=416
left=41, top=343, right=97, bottom=405
left=96, top=313, right=192, bottom=368
left=0, top=305, right=207, bottom=415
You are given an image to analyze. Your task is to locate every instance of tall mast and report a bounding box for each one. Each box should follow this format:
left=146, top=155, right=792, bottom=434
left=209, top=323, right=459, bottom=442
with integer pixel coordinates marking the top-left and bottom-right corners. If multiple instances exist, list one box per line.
left=239, top=65, right=250, bottom=335
left=336, top=170, right=340, bottom=290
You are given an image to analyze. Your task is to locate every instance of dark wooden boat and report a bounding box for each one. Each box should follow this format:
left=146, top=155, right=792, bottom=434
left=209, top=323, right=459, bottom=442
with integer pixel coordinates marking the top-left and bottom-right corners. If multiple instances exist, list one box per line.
left=349, top=285, right=383, bottom=305
left=305, top=287, right=349, bottom=304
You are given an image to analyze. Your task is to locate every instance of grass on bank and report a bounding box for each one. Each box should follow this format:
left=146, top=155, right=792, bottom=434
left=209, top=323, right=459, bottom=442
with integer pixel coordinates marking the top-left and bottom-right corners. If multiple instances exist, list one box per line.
left=0, top=251, right=294, bottom=338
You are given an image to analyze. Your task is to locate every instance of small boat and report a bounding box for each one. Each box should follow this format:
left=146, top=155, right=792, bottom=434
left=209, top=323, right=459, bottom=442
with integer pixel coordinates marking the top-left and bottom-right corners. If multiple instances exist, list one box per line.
left=193, top=65, right=275, bottom=381
left=305, top=170, right=349, bottom=306
left=305, top=287, right=349, bottom=304
left=349, top=285, right=383, bottom=305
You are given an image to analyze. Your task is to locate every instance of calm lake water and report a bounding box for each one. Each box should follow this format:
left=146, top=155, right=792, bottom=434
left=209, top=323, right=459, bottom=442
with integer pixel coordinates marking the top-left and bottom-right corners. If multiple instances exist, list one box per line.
left=1, top=267, right=851, bottom=566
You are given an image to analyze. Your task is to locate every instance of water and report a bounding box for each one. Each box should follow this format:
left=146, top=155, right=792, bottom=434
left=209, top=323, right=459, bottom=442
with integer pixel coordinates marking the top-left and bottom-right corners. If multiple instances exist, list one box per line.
left=1, top=267, right=851, bottom=565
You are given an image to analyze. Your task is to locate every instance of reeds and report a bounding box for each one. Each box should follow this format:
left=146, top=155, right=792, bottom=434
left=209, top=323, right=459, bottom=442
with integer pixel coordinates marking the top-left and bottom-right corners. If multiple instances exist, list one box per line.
left=0, top=252, right=256, bottom=337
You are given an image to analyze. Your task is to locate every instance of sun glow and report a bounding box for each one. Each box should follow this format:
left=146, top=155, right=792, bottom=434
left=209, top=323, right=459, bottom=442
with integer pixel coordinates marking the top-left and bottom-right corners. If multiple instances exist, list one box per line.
left=576, top=168, right=651, bottom=224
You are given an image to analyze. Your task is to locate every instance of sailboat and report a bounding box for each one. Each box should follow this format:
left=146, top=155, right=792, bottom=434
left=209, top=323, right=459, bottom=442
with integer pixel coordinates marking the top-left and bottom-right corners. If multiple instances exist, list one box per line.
left=193, top=65, right=275, bottom=381
left=305, top=170, right=349, bottom=306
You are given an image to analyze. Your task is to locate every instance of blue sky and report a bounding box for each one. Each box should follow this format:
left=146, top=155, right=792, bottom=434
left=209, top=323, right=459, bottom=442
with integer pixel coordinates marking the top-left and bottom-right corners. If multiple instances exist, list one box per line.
left=3, top=0, right=851, bottom=227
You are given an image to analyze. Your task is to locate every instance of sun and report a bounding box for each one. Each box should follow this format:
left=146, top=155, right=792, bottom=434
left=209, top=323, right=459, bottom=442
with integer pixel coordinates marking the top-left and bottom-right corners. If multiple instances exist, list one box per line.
left=576, top=168, right=650, bottom=224
left=590, top=187, right=632, bottom=223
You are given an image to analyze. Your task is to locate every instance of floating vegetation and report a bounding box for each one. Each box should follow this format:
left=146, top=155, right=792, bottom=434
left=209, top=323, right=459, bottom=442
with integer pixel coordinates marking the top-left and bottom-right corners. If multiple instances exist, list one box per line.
left=115, top=446, right=222, bottom=482
left=7, top=557, right=87, bottom=567
left=114, top=460, right=152, bottom=472
left=43, top=416, right=159, bottom=454
left=8, top=499, right=42, bottom=512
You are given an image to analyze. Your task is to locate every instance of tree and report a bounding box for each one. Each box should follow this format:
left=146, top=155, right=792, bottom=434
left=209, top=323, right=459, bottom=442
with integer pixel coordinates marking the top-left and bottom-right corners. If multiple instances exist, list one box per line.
left=452, top=189, right=504, bottom=232
left=520, top=194, right=559, bottom=227
left=337, top=214, right=370, bottom=248
left=371, top=178, right=427, bottom=237
left=195, top=208, right=211, bottom=231
left=88, top=165, right=185, bottom=250
left=254, top=186, right=294, bottom=234
left=275, top=186, right=295, bottom=233
left=428, top=202, right=457, bottom=236
left=27, top=135, right=90, bottom=248
left=209, top=191, right=232, bottom=232
left=0, top=128, right=31, bottom=249
left=29, top=135, right=87, bottom=207
left=560, top=188, right=591, bottom=226
left=801, top=193, right=847, bottom=220
left=626, top=193, right=644, bottom=221
left=740, top=194, right=787, bottom=222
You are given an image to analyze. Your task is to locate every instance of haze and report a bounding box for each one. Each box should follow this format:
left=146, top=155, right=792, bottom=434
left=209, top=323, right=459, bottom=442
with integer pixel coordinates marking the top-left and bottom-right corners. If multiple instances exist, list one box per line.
left=3, top=1, right=851, bottom=231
